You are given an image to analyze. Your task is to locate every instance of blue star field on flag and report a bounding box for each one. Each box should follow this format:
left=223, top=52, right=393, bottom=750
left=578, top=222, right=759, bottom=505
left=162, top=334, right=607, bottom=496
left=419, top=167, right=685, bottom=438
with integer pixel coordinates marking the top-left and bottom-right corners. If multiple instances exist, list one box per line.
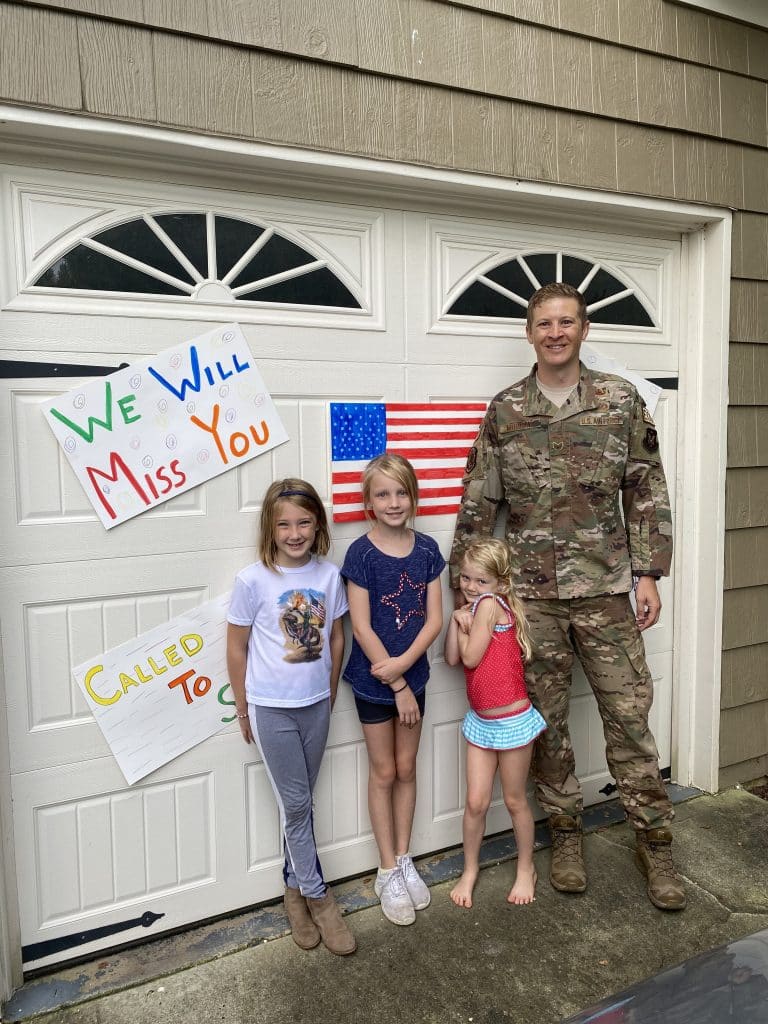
left=330, top=403, right=387, bottom=461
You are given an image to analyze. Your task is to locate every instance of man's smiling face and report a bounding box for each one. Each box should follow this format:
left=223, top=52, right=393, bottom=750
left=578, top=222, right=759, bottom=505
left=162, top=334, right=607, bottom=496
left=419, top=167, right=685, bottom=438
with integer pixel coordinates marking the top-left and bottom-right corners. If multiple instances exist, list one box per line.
left=526, top=296, right=590, bottom=382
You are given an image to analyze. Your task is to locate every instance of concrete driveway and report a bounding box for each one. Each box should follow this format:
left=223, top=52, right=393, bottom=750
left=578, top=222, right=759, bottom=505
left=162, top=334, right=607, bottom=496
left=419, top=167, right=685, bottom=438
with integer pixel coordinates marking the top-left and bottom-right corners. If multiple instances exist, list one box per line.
left=5, top=787, right=768, bottom=1024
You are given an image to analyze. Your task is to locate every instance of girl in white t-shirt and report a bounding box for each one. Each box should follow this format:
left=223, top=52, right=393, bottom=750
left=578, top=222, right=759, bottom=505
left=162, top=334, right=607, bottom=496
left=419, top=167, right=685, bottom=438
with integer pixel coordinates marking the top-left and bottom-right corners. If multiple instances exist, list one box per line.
left=227, top=478, right=355, bottom=956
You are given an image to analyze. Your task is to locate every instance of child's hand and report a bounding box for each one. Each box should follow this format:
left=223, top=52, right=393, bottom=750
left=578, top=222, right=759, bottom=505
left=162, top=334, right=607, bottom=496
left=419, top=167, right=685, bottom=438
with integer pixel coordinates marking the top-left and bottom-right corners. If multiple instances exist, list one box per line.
left=394, top=684, right=420, bottom=728
left=371, top=656, right=406, bottom=685
left=237, top=713, right=253, bottom=745
left=453, top=608, right=473, bottom=634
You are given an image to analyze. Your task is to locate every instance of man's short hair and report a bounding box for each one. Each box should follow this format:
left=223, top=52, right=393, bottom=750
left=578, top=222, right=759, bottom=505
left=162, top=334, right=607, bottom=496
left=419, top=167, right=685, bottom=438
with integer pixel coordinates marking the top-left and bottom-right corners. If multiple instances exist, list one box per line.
left=526, top=282, right=588, bottom=329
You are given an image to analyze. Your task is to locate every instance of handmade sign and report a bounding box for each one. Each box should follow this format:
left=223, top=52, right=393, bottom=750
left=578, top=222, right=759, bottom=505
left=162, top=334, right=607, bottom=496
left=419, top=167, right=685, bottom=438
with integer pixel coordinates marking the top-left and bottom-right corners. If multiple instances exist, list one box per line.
left=330, top=402, right=486, bottom=522
left=73, top=593, right=236, bottom=784
left=581, top=344, right=663, bottom=414
left=42, top=325, right=288, bottom=528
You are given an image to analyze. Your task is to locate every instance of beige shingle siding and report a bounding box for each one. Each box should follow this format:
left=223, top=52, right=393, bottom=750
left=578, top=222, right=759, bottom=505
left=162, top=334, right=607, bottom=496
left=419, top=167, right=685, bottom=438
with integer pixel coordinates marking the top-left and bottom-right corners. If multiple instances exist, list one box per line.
left=2, top=0, right=767, bottom=785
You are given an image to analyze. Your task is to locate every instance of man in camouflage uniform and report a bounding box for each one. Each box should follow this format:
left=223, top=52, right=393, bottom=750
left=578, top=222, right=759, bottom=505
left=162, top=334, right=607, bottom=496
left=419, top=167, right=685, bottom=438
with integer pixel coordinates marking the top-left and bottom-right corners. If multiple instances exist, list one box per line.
left=449, top=282, right=685, bottom=911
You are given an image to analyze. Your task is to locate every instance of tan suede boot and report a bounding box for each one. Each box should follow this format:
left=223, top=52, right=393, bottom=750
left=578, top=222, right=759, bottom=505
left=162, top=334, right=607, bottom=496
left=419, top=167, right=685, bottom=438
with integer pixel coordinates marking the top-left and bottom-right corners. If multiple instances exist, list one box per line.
left=635, top=827, right=686, bottom=910
left=284, top=886, right=321, bottom=950
left=549, top=814, right=587, bottom=893
left=306, top=889, right=357, bottom=955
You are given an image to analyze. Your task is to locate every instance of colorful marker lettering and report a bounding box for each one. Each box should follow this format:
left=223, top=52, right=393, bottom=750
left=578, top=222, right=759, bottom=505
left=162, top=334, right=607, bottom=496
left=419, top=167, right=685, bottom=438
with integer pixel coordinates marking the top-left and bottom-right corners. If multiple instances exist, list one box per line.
left=50, top=382, right=142, bottom=442
left=84, top=665, right=120, bottom=706
left=148, top=346, right=250, bottom=402
left=168, top=669, right=195, bottom=705
left=190, top=403, right=270, bottom=466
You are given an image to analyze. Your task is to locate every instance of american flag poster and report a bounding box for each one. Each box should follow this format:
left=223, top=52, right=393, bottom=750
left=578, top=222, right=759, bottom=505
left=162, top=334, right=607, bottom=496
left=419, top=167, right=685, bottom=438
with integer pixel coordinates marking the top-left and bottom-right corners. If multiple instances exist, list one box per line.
left=330, top=402, right=486, bottom=522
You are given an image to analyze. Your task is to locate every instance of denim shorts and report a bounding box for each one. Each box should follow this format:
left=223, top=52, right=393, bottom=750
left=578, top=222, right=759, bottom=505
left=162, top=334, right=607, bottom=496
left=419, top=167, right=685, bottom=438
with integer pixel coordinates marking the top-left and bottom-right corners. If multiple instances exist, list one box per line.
left=354, top=689, right=426, bottom=725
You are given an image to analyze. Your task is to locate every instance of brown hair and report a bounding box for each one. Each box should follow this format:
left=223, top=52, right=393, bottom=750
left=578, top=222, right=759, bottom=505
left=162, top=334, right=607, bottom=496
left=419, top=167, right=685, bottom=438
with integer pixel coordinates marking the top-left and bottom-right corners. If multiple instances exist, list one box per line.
left=258, top=478, right=330, bottom=570
left=361, top=453, right=419, bottom=523
left=461, top=539, right=533, bottom=661
left=526, top=282, right=587, bottom=330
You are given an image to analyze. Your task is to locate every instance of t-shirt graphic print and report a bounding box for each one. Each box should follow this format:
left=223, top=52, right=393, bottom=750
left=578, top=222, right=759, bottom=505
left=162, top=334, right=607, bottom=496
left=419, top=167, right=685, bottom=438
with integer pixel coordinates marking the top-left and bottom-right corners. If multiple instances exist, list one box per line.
left=278, top=588, right=326, bottom=663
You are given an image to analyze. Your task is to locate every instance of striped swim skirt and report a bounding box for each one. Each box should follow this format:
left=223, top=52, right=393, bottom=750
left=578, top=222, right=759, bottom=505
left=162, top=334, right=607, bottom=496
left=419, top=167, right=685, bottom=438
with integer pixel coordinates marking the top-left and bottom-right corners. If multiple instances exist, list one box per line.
left=461, top=704, right=547, bottom=751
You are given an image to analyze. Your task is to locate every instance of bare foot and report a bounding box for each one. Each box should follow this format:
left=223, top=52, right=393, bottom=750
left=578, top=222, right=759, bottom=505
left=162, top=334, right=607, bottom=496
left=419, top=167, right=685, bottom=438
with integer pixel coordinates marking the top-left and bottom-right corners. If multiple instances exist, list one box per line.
left=507, top=865, right=537, bottom=905
left=450, top=871, right=478, bottom=908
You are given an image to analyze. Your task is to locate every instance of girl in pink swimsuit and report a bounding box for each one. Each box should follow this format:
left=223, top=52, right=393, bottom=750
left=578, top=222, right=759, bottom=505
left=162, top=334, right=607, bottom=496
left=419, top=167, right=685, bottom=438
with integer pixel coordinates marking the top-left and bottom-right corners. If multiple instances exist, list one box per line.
left=444, top=538, right=545, bottom=909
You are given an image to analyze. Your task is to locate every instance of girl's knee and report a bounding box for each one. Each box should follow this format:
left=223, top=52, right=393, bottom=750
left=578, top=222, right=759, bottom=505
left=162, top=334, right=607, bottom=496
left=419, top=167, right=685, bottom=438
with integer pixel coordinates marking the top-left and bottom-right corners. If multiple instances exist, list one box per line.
left=394, top=758, right=417, bottom=785
left=465, top=793, right=492, bottom=818
left=503, top=793, right=529, bottom=817
left=369, top=761, right=397, bottom=788
left=282, top=792, right=313, bottom=826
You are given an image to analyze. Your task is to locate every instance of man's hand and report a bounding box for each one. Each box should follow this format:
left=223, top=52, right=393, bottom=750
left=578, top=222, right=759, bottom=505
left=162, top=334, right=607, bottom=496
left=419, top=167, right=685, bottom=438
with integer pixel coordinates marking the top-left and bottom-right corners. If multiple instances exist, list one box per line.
left=635, top=576, right=661, bottom=631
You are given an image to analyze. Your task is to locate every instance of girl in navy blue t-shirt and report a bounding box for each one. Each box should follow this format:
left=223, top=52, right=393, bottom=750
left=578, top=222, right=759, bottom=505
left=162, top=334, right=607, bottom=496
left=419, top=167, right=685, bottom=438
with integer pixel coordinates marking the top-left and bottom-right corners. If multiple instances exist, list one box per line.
left=341, top=454, right=444, bottom=927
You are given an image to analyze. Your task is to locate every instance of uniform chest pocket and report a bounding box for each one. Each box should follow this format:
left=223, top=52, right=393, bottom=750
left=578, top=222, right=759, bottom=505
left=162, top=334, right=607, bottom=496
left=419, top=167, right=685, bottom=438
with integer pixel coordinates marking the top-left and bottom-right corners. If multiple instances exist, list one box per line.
left=499, top=426, right=550, bottom=491
left=579, top=431, right=628, bottom=494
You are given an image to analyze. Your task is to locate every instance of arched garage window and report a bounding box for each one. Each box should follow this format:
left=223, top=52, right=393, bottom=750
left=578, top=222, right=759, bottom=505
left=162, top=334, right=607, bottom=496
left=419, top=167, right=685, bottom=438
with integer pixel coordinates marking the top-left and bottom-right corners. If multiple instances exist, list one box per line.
left=446, top=252, right=655, bottom=327
left=33, top=212, right=361, bottom=309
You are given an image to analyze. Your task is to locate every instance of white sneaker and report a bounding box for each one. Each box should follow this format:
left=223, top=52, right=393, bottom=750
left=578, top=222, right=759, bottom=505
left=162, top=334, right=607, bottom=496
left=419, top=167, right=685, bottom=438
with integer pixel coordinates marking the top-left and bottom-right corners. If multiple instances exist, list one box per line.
left=374, top=866, right=415, bottom=926
left=397, top=853, right=431, bottom=910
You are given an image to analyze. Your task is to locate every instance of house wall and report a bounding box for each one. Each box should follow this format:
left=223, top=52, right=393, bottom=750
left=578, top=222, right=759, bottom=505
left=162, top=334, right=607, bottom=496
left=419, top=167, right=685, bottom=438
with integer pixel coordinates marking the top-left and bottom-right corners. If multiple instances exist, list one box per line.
left=0, top=0, right=766, bottom=786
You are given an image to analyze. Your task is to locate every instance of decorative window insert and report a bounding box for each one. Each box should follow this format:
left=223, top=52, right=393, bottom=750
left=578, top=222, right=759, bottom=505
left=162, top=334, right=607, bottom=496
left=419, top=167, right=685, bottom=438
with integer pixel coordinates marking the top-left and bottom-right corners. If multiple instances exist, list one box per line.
left=446, top=252, right=655, bottom=327
left=32, top=212, right=362, bottom=310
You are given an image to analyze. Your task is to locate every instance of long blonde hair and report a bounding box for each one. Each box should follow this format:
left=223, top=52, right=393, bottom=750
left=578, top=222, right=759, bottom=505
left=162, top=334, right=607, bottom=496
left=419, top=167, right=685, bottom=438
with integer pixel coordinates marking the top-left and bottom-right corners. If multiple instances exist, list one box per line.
left=258, top=478, right=330, bottom=570
left=461, top=539, right=533, bottom=661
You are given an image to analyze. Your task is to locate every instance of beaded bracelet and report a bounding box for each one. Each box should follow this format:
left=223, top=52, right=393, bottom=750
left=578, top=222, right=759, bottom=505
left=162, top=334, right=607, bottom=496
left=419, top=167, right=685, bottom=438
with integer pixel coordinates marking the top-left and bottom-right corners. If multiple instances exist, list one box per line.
left=235, top=711, right=249, bottom=719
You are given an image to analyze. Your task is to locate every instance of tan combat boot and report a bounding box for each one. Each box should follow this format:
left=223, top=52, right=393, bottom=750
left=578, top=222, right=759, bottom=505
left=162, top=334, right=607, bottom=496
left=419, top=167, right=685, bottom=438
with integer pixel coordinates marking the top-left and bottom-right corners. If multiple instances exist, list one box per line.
left=284, top=886, right=321, bottom=950
left=549, top=814, right=587, bottom=893
left=306, top=889, right=357, bottom=955
left=635, top=828, right=686, bottom=910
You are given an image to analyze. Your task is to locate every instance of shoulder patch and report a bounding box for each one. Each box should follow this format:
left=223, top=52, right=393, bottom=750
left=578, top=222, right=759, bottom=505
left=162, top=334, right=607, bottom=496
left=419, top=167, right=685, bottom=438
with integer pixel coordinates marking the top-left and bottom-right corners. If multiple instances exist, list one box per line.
left=642, top=427, right=659, bottom=453
left=642, top=406, right=655, bottom=425
left=465, top=446, right=478, bottom=474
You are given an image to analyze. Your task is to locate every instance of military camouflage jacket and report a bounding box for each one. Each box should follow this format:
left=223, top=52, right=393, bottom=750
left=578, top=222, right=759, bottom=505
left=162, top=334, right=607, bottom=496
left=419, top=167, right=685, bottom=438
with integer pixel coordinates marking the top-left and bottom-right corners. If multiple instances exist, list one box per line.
left=449, top=364, right=673, bottom=600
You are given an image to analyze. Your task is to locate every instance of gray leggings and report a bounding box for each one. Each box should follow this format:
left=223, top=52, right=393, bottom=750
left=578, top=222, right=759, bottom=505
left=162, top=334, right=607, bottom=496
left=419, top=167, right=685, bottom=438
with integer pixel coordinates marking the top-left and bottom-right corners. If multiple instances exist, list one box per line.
left=249, top=700, right=330, bottom=900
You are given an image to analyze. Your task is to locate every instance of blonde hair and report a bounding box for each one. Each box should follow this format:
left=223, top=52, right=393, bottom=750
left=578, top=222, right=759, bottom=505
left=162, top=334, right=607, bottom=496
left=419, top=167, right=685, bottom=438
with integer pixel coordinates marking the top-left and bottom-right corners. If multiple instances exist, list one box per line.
left=461, top=539, right=533, bottom=661
left=361, top=454, right=419, bottom=523
left=526, top=282, right=587, bottom=330
left=259, top=478, right=330, bottom=570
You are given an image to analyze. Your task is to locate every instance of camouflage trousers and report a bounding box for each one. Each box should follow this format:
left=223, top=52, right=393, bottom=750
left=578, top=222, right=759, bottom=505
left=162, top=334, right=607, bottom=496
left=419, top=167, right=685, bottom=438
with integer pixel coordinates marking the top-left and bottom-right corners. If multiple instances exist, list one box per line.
left=523, top=593, right=673, bottom=832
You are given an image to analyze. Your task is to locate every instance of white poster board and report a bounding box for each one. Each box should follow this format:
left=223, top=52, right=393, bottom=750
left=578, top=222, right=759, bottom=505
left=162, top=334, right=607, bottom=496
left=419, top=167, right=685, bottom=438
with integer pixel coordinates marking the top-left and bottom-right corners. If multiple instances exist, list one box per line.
left=581, top=344, right=662, bottom=414
left=41, top=324, right=289, bottom=528
left=73, top=593, right=235, bottom=784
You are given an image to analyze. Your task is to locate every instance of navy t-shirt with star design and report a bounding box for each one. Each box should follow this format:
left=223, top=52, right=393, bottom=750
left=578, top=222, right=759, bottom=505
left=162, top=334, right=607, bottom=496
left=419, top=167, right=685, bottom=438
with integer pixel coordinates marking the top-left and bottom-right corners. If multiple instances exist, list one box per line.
left=341, top=531, right=445, bottom=703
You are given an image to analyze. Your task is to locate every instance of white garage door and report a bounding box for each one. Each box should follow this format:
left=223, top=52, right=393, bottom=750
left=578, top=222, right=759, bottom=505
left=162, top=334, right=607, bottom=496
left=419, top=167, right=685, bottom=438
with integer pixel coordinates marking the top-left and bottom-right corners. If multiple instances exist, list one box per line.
left=0, top=165, right=680, bottom=968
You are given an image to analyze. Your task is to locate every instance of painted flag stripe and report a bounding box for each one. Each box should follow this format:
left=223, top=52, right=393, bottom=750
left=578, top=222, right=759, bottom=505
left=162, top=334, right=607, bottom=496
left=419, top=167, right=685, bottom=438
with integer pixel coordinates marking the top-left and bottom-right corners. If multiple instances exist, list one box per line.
left=386, top=431, right=478, bottom=441
left=332, top=484, right=463, bottom=505
left=385, top=416, right=484, bottom=426
left=333, top=503, right=462, bottom=523
left=383, top=403, right=486, bottom=411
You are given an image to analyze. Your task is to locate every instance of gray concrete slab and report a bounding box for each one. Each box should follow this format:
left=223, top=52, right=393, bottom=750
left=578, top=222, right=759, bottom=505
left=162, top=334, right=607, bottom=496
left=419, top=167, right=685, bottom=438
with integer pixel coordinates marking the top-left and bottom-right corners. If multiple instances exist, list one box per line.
left=4, top=788, right=768, bottom=1024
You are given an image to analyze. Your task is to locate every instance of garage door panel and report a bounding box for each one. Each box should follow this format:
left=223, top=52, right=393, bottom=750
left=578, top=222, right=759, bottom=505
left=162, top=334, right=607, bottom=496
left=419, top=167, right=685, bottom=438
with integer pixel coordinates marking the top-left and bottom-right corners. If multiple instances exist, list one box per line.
left=314, top=739, right=370, bottom=848
left=12, top=759, right=235, bottom=970
left=1, top=182, right=681, bottom=967
left=2, top=551, right=248, bottom=773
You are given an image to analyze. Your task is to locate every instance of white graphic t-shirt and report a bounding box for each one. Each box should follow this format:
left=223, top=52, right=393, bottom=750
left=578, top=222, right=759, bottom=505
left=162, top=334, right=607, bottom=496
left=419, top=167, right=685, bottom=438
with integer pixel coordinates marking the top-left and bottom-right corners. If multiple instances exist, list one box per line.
left=228, top=556, right=348, bottom=707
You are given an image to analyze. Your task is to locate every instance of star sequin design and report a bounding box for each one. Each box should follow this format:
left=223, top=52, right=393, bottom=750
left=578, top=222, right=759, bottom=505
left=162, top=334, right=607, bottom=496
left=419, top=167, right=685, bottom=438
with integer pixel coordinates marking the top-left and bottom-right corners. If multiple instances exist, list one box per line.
left=381, top=571, right=426, bottom=630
